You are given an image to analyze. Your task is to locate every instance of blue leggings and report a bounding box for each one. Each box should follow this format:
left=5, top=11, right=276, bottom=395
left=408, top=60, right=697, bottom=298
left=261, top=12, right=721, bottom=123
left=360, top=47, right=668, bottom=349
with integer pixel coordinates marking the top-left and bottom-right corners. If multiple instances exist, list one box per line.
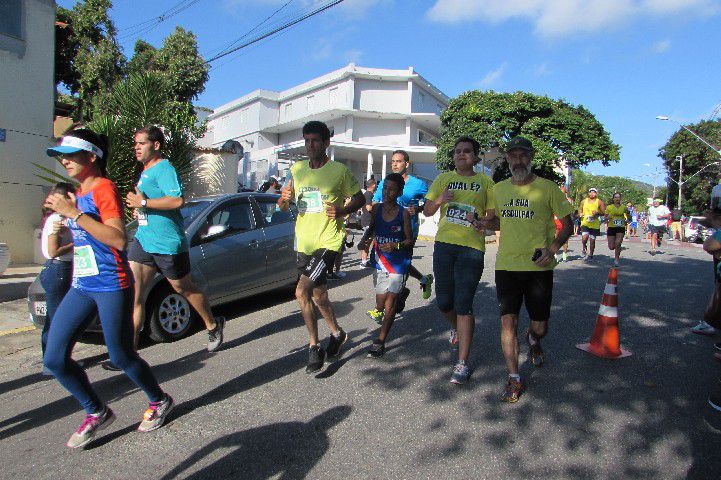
left=43, top=287, right=164, bottom=414
left=433, top=242, right=485, bottom=316
left=39, top=260, right=72, bottom=356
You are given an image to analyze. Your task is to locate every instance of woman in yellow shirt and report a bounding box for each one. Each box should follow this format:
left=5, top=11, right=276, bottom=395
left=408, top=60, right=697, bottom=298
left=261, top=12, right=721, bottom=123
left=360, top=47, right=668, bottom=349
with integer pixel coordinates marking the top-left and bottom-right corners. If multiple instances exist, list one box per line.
left=604, top=192, right=629, bottom=267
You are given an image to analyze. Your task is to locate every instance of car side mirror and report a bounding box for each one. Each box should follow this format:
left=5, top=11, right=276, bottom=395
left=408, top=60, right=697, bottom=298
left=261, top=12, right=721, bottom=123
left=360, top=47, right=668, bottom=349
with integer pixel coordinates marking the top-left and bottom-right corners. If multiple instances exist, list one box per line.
left=201, top=224, right=229, bottom=241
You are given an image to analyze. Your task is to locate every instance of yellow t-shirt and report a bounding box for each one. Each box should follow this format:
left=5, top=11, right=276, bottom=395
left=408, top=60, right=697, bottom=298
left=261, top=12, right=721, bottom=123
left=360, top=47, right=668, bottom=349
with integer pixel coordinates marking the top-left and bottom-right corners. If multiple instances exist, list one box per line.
left=426, top=171, right=495, bottom=252
left=493, top=177, right=574, bottom=271
left=580, top=198, right=602, bottom=228
left=291, top=160, right=360, bottom=255
left=605, top=204, right=629, bottom=228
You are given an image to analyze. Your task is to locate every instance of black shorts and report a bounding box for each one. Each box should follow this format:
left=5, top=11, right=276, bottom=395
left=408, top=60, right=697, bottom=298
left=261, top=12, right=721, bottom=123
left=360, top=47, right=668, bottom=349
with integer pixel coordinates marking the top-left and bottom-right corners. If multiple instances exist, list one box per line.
left=581, top=226, right=601, bottom=238
left=127, top=239, right=191, bottom=280
left=296, top=249, right=338, bottom=286
left=495, top=270, right=554, bottom=321
left=606, top=227, right=625, bottom=237
left=649, top=225, right=667, bottom=237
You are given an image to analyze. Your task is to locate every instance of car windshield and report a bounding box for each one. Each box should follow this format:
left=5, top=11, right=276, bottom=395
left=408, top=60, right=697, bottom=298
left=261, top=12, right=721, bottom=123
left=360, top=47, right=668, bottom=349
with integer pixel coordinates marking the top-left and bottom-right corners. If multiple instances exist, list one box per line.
left=181, top=201, right=211, bottom=229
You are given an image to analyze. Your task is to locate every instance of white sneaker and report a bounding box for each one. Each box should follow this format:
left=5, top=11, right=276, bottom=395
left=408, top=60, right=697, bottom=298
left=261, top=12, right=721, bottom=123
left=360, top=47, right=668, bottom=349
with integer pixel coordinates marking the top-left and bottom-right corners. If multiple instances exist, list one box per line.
left=691, top=321, right=716, bottom=336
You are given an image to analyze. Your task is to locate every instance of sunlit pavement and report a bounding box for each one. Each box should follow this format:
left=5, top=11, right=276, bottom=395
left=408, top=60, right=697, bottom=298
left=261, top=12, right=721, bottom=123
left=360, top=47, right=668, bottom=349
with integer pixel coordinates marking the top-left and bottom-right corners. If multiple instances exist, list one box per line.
left=1, top=235, right=720, bottom=479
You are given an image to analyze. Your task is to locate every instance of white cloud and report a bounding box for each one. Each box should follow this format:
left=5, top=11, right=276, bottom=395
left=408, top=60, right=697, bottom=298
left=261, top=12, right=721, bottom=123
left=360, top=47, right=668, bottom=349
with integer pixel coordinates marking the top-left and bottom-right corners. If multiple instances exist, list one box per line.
left=534, top=62, right=551, bottom=76
left=653, top=39, right=671, bottom=53
left=343, top=49, right=364, bottom=63
left=426, top=0, right=720, bottom=38
left=479, top=62, right=507, bottom=87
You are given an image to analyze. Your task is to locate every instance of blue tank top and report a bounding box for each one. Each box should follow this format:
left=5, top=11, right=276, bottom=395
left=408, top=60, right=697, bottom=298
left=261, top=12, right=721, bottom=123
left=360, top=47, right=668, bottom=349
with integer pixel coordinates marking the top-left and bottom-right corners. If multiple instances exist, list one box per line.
left=371, top=205, right=410, bottom=275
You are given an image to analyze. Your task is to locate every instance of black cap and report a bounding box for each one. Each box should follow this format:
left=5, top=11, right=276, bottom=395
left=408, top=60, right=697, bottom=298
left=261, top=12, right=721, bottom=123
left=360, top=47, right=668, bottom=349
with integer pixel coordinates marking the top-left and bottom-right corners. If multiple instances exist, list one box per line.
left=506, top=136, right=534, bottom=152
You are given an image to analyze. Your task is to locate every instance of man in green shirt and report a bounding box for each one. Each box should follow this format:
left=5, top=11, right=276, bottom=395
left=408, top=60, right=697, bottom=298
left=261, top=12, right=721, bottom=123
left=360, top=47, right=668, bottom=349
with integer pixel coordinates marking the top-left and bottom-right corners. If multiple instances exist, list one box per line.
left=480, top=136, right=573, bottom=403
left=278, top=121, right=365, bottom=373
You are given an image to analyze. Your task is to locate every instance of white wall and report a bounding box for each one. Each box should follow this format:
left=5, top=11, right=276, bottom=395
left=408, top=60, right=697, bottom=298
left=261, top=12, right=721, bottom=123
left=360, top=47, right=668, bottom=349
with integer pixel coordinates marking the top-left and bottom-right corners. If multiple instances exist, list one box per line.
left=0, top=0, right=55, bottom=264
left=410, top=82, right=445, bottom=115
left=353, top=118, right=407, bottom=145
left=353, top=79, right=408, bottom=113
left=279, top=78, right=350, bottom=124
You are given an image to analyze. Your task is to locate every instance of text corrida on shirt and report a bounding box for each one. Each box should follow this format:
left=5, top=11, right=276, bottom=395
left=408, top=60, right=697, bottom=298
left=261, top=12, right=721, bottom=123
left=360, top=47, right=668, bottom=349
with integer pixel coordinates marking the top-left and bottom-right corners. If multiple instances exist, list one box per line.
left=500, top=198, right=536, bottom=219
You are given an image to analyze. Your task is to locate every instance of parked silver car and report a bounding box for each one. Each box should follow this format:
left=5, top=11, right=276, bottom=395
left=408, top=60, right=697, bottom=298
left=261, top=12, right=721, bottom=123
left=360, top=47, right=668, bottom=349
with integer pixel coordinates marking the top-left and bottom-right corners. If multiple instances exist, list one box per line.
left=28, top=192, right=298, bottom=342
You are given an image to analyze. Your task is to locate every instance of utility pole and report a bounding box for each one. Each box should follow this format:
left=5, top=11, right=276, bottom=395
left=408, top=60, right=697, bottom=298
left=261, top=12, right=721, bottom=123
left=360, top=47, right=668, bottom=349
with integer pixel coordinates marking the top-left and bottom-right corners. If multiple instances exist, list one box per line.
left=677, top=154, right=684, bottom=210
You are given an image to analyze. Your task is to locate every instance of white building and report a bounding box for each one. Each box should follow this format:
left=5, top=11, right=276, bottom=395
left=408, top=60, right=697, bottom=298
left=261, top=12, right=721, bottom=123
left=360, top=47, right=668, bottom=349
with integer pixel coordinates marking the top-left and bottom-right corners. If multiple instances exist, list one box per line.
left=0, top=0, right=56, bottom=265
left=200, top=64, right=450, bottom=189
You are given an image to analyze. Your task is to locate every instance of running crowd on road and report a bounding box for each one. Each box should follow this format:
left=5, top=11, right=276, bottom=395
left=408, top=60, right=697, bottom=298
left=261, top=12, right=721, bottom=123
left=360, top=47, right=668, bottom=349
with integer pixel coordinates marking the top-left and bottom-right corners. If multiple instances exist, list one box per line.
left=38, top=119, right=716, bottom=450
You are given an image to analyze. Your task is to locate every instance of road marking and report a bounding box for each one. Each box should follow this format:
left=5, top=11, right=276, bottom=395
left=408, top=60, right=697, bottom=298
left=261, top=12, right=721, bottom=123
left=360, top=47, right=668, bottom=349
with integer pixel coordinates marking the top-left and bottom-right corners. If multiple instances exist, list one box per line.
left=0, top=326, right=36, bottom=337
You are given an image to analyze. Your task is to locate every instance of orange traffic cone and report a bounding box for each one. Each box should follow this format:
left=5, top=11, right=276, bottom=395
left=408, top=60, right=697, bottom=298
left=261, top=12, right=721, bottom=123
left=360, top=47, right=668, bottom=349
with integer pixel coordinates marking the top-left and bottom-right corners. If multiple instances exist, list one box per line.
left=576, top=268, right=631, bottom=358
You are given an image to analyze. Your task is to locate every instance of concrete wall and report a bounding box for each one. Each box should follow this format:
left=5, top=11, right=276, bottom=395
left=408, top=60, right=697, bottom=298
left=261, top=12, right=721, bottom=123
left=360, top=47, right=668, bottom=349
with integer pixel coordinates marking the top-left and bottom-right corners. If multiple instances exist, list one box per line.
left=186, top=150, right=241, bottom=198
left=353, top=79, right=408, bottom=113
left=353, top=118, right=407, bottom=145
left=410, top=82, right=445, bottom=115
left=279, top=78, right=351, bottom=124
left=0, top=0, right=55, bottom=265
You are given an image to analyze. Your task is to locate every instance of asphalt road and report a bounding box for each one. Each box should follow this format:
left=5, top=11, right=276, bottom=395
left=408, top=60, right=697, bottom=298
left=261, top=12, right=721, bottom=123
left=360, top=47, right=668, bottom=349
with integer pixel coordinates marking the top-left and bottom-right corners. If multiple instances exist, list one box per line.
left=1, top=235, right=720, bottom=479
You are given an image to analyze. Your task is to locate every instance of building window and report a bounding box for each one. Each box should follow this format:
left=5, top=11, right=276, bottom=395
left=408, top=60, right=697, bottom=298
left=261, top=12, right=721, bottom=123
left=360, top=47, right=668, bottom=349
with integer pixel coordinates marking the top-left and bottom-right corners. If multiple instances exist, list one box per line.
left=418, top=91, right=426, bottom=106
left=0, top=0, right=22, bottom=39
left=329, top=87, right=339, bottom=105
left=285, top=103, right=293, bottom=119
left=329, top=127, right=335, bottom=137
left=239, top=108, right=248, bottom=124
left=418, top=129, right=437, bottom=145
left=307, top=95, right=315, bottom=111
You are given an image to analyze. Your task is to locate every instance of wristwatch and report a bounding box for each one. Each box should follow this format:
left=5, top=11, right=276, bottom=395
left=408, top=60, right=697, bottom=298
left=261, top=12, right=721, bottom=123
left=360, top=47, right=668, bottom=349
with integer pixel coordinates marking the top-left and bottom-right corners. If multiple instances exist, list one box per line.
left=141, top=199, right=147, bottom=207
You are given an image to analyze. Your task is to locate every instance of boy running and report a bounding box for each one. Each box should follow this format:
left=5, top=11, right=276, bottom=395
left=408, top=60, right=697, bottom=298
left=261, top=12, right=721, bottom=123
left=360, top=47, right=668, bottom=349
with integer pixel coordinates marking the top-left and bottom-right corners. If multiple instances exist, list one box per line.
left=359, top=173, right=413, bottom=358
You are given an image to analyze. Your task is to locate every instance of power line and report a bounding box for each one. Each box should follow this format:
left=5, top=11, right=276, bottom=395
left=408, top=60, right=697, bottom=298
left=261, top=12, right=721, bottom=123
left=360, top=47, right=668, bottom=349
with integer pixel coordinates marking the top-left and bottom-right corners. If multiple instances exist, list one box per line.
left=118, top=0, right=202, bottom=41
left=205, top=0, right=345, bottom=64
left=204, top=0, right=296, bottom=59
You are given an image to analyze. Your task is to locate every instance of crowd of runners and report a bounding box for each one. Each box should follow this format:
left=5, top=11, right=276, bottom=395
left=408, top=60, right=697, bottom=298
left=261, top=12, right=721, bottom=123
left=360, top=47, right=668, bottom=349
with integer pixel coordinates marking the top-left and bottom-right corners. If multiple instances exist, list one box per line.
left=38, top=119, right=714, bottom=449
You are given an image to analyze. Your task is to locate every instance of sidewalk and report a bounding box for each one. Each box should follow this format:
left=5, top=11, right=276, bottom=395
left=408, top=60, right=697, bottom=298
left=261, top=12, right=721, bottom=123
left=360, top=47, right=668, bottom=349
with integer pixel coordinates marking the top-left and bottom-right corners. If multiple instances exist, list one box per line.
left=0, top=264, right=42, bottom=303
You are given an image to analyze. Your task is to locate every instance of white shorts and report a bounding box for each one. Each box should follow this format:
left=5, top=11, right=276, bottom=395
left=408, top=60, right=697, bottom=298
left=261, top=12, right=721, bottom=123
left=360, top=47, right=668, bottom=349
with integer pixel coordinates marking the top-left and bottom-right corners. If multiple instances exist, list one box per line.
left=373, top=270, right=406, bottom=294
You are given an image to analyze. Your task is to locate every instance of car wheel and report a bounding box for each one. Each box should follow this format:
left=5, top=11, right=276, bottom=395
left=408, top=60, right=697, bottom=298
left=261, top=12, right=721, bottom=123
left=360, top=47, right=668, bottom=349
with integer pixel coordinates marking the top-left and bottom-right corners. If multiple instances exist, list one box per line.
left=147, top=283, right=197, bottom=342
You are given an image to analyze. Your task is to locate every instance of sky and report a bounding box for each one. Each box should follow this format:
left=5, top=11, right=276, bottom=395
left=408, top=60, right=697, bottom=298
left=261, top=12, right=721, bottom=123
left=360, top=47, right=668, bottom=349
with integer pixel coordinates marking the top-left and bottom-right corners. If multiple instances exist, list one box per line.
left=59, top=0, right=721, bottom=187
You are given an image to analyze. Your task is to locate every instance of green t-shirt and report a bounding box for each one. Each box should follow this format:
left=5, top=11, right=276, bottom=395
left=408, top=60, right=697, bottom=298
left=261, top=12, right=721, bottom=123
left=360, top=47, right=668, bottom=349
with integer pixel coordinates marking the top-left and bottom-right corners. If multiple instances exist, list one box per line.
left=493, top=177, right=574, bottom=271
left=291, top=159, right=360, bottom=255
left=606, top=204, right=629, bottom=228
left=425, top=171, right=495, bottom=252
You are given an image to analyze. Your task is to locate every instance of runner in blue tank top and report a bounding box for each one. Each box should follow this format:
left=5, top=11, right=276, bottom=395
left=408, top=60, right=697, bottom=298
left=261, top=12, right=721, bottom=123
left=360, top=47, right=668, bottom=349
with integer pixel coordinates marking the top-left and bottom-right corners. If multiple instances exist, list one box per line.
left=359, top=173, right=413, bottom=358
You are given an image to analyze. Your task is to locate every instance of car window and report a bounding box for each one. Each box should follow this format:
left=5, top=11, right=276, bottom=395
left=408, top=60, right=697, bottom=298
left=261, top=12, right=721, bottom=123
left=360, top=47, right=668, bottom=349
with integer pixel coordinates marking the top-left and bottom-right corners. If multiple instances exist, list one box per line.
left=256, top=199, right=296, bottom=226
left=181, top=200, right=211, bottom=229
left=198, top=200, right=254, bottom=240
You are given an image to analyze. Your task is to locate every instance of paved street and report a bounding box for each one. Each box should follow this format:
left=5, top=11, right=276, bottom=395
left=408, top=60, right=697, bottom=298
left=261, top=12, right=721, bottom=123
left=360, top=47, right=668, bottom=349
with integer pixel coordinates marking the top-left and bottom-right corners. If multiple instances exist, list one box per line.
left=1, top=236, right=720, bottom=479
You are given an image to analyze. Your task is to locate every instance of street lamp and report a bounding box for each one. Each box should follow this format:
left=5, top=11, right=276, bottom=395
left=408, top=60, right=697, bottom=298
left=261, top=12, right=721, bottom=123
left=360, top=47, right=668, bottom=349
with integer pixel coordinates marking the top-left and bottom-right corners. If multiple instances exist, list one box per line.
left=666, top=159, right=721, bottom=210
left=656, top=116, right=721, bottom=157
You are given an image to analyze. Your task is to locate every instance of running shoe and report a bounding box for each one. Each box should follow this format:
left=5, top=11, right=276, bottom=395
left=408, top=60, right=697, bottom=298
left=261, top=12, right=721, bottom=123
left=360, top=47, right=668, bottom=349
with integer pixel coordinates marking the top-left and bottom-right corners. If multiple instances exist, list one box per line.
left=326, top=328, right=348, bottom=357
left=66, top=407, right=115, bottom=449
left=138, top=394, right=175, bottom=432
left=714, top=352, right=721, bottom=363
left=367, top=340, right=385, bottom=358
left=709, top=391, right=721, bottom=413
left=367, top=308, right=384, bottom=324
left=501, top=377, right=524, bottom=403
left=421, top=274, right=434, bottom=300
left=526, top=330, right=544, bottom=367
left=692, top=321, right=716, bottom=336
left=450, top=361, right=472, bottom=384
left=101, top=360, right=122, bottom=372
left=207, top=316, right=226, bottom=352
left=396, top=287, right=411, bottom=313
left=306, top=345, right=326, bottom=373
left=449, top=328, right=458, bottom=346
left=714, top=342, right=721, bottom=353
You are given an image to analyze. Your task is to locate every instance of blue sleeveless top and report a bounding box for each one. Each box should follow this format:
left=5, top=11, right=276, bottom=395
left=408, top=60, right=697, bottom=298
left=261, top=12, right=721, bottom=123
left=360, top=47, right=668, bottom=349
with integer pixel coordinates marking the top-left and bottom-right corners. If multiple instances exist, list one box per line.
left=371, top=205, right=411, bottom=275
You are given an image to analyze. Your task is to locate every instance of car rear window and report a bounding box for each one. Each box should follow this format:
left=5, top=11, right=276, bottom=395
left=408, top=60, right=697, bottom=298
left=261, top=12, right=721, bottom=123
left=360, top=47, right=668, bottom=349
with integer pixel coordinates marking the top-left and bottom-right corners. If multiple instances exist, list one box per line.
left=181, top=201, right=211, bottom=229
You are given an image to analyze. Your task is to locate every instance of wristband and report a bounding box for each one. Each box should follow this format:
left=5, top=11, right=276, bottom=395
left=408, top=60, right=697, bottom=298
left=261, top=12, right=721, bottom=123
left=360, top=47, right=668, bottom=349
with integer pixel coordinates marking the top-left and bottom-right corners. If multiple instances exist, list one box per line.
left=397, top=242, right=402, bottom=250
left=72, top=212, right=84, bottom=222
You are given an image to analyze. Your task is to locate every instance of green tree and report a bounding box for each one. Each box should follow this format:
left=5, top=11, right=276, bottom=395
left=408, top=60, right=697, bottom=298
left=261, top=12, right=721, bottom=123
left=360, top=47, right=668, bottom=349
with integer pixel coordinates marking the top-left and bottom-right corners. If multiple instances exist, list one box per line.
left=436, top=91, right=620, bottom=181
left=568, top=170, right=650, bottom=209
left=154, top=27, right=209, bottom=103
left=126, top=40, right=158, bottom=77
left=54, top=0, right=125, bottom=120
left=658, top=119, right=721, bottom=214
left=88, top=73, right=206, bottom=220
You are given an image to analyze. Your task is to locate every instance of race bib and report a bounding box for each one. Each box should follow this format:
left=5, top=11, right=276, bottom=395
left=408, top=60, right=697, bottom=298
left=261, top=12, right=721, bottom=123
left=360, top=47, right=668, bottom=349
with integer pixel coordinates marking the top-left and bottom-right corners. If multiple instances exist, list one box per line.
left=73, top=245, right=99, bottom=277
left=445, top=203, right=474, bottom=227
left=297, top=189, right=323, bottom=214
left=137, top=209, right=148, bottom=226
left=613, top=219, right=624, bottom=227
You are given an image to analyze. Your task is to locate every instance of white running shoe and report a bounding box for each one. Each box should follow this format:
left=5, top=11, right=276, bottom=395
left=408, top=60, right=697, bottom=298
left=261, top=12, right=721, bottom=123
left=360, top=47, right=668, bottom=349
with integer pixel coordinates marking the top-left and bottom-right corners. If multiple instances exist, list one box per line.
left=691, top=321, right=716, bottom=336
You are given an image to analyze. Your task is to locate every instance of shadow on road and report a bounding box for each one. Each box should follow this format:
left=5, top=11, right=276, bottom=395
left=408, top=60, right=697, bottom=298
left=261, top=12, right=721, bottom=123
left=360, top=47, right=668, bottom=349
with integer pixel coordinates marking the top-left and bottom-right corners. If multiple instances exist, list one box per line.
left=160, top=406, right=352, bottom=480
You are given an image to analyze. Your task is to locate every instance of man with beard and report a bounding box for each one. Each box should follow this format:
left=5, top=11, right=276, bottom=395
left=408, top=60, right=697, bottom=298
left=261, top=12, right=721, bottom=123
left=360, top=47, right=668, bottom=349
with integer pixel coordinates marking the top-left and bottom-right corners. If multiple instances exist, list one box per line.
left=478, top=136, right=573, bottom=402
